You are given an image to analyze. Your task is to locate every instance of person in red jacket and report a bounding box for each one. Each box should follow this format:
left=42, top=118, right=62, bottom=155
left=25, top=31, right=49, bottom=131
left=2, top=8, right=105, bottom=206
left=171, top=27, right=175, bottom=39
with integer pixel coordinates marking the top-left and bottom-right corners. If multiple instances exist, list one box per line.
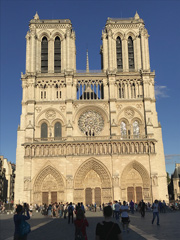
left=74, top=208, right=89, bottom=240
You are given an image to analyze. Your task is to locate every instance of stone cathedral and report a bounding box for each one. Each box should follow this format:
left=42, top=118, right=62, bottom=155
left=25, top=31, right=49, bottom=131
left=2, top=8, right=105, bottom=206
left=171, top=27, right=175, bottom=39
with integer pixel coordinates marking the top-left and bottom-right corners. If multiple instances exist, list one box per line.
left=15, top=12, right=168, bottom=205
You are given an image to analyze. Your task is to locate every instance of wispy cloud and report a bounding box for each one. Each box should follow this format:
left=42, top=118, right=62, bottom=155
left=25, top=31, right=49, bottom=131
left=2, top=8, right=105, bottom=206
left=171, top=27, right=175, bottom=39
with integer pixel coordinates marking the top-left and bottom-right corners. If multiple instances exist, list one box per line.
left=155, top=85, right=169, bottom=99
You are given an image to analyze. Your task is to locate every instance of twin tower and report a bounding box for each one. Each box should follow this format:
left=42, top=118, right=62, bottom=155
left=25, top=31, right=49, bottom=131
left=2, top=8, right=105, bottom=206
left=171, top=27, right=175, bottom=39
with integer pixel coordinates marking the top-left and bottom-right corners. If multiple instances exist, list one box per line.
left=15, top=12, right=168, bottom=205
left=25, top=12, right=150, bottom=74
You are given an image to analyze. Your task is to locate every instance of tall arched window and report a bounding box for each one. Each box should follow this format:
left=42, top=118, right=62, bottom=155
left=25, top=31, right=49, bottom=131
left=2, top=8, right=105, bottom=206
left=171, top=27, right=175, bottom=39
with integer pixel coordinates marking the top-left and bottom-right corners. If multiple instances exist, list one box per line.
left=54, top=37, right=61, bottom=73
left=54, top=122, right=61, bottom=139
left=128, top=36, right=134, bottom=70
left=41, top=122, right=48, bottom=139
left=121, top=121, right=127, bottom=137
left=41, top=37, right=48, bottom=73
left=133, top=121, right=140, bottom=138
left=116, top=37, right=123, bottom=70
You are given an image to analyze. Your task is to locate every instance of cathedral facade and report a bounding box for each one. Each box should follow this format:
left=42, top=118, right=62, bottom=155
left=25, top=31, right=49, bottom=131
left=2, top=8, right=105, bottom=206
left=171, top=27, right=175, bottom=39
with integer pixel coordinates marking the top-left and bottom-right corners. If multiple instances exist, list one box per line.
left=14, top=12, right=168, bottom=205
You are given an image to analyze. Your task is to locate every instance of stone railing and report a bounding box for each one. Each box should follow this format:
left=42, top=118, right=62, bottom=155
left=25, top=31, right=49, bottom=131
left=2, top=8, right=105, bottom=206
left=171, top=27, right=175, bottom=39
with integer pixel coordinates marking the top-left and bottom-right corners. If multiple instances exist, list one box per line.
left=26, top=134, right=148, bottom=143
left=24, top=136, right=156, bottom=157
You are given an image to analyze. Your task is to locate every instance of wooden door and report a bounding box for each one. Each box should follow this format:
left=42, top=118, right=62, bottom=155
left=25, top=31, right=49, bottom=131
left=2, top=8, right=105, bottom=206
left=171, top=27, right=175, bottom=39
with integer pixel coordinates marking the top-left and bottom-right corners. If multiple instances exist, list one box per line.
left=136, top=187, right=142, bottom=203
left=51, top=192, right=57, bottom=203
left=85, top=188, right=92, bottom=205
left=127, top=187, right=134, bottom=202
left=95, top=187, right=101, bottom=205
left=42, top=192, right=48, bottom=205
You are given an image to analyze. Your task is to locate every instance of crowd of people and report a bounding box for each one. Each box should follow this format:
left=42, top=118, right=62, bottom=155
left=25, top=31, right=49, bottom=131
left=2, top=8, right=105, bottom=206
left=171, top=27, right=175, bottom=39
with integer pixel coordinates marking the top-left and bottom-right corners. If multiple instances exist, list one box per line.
left=1, top=198, right=179, bottom=240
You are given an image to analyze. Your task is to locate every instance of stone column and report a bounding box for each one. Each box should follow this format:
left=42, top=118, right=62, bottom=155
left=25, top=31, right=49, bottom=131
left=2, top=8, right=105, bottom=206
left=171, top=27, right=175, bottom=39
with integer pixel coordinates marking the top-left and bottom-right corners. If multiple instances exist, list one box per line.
left=140, top=30, right=146, bottom=71
left=92, top=188, right=95, bottom=204
left=122, top=39, right=128, bottom=72
left=102, top=32, right=108, bottom=72
left=136, top=36, right=142, bottom=70
left=48, top=38, right=53, bottom=73
left=36, top=39, right=41, bottom=73
left=71, top=31, right=76, bottom=71
left=108, top=30, right=113, bottom=71
left=25, top=32, right=30, bottom=73
left=66, top=29, right=71, bottom=70
left=31, top=31, right=36, bottom=73
left=62, top=37, right=66, bottom=71
left=145, top=34, right=150, bottom=71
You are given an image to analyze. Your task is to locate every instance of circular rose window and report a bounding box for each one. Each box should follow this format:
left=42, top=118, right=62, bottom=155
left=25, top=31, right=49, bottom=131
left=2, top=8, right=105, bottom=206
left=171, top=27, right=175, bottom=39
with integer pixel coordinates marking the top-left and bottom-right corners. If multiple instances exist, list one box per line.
left=78, top=110, right=104, bottom=136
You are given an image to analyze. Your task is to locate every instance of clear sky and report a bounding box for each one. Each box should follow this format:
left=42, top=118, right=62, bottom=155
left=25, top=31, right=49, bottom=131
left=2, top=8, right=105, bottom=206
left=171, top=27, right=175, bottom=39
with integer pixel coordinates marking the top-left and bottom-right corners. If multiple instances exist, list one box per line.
left=0, top=0, right=180, bottom=175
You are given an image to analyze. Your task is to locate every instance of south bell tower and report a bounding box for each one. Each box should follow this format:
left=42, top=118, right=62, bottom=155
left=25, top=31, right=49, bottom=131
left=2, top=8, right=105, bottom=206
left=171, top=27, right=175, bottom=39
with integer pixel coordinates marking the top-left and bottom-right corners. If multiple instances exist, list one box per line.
left=15, top=13, right=168, bottom=205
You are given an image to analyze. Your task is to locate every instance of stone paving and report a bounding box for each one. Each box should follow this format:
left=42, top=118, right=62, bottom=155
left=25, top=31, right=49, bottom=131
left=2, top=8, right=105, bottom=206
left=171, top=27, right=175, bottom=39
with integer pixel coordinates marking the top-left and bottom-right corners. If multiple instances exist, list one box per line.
left=0, top=210, right=180, bottom=240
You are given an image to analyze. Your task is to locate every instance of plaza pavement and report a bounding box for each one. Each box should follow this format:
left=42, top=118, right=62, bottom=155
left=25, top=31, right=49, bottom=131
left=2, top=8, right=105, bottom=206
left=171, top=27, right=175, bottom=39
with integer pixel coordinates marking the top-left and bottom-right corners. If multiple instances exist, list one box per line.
left=0, top=210, right=179, bottom=240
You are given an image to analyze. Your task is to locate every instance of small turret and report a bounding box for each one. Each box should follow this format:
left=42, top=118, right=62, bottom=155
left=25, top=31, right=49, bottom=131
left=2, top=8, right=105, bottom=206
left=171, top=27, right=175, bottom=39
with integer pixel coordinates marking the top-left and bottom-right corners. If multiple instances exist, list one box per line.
left=134, top=11, right=140, bottom=20
left=34, top=12, right=39, bottom=20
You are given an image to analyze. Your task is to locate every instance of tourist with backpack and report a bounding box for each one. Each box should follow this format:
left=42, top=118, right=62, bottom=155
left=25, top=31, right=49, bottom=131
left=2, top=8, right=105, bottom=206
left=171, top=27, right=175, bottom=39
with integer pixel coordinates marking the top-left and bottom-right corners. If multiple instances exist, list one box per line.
left=74, top=208, right=89, bottom=240
left=68, top=202, right=74, bottom=224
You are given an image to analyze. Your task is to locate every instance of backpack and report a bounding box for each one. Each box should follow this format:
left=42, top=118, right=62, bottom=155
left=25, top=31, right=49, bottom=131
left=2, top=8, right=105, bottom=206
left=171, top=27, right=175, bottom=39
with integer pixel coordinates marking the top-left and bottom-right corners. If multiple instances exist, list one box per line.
left=69, top=206, right=73, bottom=214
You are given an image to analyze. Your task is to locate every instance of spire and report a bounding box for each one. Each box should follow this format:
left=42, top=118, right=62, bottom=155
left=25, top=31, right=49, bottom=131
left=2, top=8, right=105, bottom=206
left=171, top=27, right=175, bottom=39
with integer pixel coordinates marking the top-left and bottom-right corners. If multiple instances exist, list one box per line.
left=134, top=11, right=140, bottom=20
left=34, top=12, right=39, bottom=20
left=86, top=49, right=89, bottom=73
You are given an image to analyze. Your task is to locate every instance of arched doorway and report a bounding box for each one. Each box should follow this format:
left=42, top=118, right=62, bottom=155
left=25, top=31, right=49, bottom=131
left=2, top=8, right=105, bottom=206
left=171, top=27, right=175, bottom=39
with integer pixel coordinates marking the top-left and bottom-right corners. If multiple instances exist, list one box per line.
left=74, top=158, right=112, bottom=205
left=33, top=165, right=65, bottom=205
left=121, top=161, right=150, bottom=203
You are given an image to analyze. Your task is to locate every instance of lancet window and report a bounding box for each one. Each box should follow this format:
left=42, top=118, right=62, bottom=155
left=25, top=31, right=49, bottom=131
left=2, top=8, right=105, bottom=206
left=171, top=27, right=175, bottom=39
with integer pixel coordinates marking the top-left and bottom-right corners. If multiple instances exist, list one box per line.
left=133, top=121, right=140, bottom=138
left=121, top=122, right=127, bottom=138
left=41, top=37, right=48, bottom=73
left=77, top=80, right=104, bottom=100
left=41, top=122, right=48, bottom=139
left=128, top=37, right=134, bottom=70
left=41, top=84, right=47, bottom=99
left=119, top=82, right=125, bottom=98
left=116, top=37, right=123, bottom=70
left=55, top=84, right=62, bottom=99
left=54, top=37, right=61, bottom=73
left=54, top=122, right=61, bottom=139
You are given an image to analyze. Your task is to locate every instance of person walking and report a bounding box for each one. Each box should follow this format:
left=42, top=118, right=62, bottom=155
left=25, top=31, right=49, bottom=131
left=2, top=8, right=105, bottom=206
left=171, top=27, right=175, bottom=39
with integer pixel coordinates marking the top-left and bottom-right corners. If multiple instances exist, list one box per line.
left=13, top=204, right=31, bottom=240
left=120, top=201, right=130, bottom=232
left=74, top=208, right=89, bottom=240
left=68, top=202, right=74, bottom=224
left=140, top=200, right=145, bottom=217
left=152, top=200, right=160, bottom=225
left=95, top=205, right=122, bottom=240
left=114, top=201, right=120, bottom=221
left=129, top=200, right=134, bottom=214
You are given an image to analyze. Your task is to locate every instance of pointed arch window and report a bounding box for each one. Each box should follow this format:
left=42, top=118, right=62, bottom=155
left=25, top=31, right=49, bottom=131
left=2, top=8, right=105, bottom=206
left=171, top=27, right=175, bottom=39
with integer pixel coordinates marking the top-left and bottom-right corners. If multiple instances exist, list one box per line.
left=54, top=122, right=62, bottom=139
left=133, top=121, right=140, bottom=138
left=121, top=121, right=127, bottom=138
left=41, top=37, right=48, bottom=73
left=128, top=36, right=134, bottom=70
left=54, top=37, right=61, bottom=73
left=116, top=37, right=123, bottom=70
left=41, top=122, right=48, bottom=139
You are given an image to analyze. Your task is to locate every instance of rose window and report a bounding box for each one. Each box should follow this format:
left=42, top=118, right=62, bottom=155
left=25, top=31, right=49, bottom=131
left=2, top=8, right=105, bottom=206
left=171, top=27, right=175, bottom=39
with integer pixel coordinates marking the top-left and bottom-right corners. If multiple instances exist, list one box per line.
left=78, top=110, right=104, bottom=136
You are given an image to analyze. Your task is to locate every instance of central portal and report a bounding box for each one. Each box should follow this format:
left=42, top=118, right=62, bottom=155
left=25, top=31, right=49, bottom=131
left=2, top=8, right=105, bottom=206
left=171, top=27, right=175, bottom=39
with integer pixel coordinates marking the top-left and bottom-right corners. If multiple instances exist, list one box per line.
left=74, top=158, right=112, bottom=204
left=42, top=191, right=57, bottom=205
left=85, top=187, right=101, bottom=205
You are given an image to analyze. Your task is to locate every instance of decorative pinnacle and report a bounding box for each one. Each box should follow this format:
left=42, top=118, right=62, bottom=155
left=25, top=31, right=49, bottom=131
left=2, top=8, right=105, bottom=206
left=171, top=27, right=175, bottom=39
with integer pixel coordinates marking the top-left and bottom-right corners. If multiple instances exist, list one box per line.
left=34, top=12, right=39, bottom=20
left=134, top=11, right=140, bottom=20
left=86, top=49, right=89, bottom=73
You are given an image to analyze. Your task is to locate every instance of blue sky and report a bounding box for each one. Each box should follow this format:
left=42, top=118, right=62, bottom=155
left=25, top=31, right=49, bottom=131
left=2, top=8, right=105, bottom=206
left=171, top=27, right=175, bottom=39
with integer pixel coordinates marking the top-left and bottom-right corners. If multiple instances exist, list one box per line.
left=0, top=0, right=180, bottom=175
